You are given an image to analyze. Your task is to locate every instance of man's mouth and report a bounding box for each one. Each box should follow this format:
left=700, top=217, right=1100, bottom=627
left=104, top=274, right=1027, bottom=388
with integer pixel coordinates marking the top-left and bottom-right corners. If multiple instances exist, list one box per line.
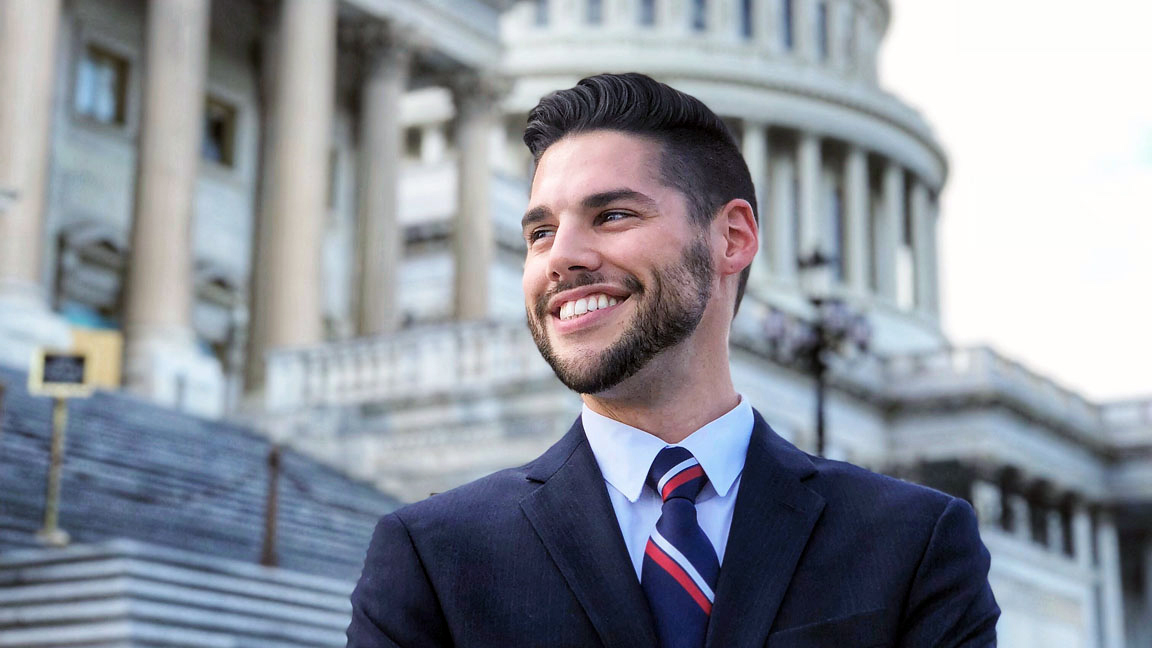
left=556, top=293, right=626, bottom=321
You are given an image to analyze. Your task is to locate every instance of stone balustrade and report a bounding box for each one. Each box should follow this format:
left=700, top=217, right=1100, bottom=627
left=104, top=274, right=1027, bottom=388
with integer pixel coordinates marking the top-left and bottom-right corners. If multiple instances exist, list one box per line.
left=265, top=320, right=554, bottom=413
left=266, top=323, right=1146, bottom=458
left=881, top=346, right=1109, bottom=442
left=1101, top=398, right=1152, bottom=449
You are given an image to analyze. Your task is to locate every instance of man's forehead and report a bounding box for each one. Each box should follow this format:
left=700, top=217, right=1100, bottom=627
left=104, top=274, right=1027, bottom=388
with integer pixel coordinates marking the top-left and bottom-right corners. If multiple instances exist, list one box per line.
left=530, top=130, right=664, bottom=200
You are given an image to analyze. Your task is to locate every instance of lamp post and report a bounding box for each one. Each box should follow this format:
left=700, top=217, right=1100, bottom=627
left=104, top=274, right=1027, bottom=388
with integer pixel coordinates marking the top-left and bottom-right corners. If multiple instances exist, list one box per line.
left=763, top=251, right=870, bottom=456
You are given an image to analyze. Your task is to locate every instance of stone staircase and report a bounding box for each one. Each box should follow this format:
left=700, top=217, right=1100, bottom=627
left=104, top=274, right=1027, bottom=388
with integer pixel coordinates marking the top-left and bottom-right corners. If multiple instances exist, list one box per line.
left=0, top=365, right=399, bottom=581
left=0, top=539, right=354, bottom=647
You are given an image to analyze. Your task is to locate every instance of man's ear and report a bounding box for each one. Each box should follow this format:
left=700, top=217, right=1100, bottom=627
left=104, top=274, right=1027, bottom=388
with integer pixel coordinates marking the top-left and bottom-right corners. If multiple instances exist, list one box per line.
left=714, top=198, right=758, bottom=279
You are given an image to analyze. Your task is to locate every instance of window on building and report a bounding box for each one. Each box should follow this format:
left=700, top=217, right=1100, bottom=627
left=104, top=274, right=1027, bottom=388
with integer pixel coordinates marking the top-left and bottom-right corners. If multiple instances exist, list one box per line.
left=327, top=148, right=339, bottom=209
left=846, top=6, right=858, bottom=66
left=791, top=174, right=801, bottom=263
left=202, top=98, right=237, bottom=167
left=868, top=182, right=880, bottom=291
left=830, top=185, right=846, bottom=281
left=404, top=127, right=422, bottom=159
left=817, top=1, right=830, bottom=61
left=639, top=0, right=656, bottom=26
left=587, top=0, right=603, bottom=25
left=781, top=0, right=795, bottom=51
left=534, top=0, right=549, bottom=26
left=691, top=0, right=707, bottom=31
left=74, top=44, right=129, bottom=126
left=740, top=0, right=755, bottom=39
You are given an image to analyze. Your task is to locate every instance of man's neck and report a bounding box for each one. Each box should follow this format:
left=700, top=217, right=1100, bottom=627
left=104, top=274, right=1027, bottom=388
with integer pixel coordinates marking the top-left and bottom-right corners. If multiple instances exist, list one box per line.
left=581, top=343, right=739, bottom=444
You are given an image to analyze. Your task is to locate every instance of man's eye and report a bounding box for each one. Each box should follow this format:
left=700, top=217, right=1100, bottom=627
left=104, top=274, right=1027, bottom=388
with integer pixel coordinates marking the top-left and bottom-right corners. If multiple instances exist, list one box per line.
left=528, top=229, right=553, bottom=243
left=599, top=211, right=631, bottom=224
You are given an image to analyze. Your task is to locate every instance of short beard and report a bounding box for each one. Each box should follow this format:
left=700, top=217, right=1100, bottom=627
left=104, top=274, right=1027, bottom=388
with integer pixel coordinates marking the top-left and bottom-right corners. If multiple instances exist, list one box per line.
left=525, top=236, right=713, bottom=395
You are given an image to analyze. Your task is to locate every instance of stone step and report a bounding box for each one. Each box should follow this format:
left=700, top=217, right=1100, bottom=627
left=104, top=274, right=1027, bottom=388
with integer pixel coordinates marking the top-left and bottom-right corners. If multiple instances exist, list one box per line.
left=0, top=365, right=398, bottom=582
left=0, top=540, right=354, bottom=648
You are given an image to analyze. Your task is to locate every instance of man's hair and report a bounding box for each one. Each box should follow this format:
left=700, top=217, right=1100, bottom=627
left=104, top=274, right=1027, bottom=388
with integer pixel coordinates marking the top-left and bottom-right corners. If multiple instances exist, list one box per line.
left=523, top=72, right=758, bottom=315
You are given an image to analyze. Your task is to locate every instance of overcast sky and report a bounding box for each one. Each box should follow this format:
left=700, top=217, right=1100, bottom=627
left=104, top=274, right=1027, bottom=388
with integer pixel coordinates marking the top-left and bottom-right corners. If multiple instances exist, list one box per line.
left=879, top=0, right=1152, bottom=402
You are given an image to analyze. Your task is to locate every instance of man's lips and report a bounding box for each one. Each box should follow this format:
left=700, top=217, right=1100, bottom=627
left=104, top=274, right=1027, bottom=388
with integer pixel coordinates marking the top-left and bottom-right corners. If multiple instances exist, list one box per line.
left=549, top=296, right=628, bottom=333
left=546, top=285, right=631, bottom=318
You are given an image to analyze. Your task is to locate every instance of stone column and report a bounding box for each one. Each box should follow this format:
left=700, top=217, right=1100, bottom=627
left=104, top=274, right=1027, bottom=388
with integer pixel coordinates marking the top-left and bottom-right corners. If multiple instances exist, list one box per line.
left=926, top=196, right=941, bottom=316
left=770, top=150, right=797, bottom=281
left=1008, top=493, right=1031, bottom=542
left=122, top=0, right=212, bottom=402
left=843, top=145, right=869, bottom=293
left=421, top=125, right=448, bottom=164
left=348, top=25, right=411, bottom=336
left=797, top=132, right=822, bottom=258
left=1072, top=504, right=1102, bottom=646
left=875, top=160, right=903, bottom=301
left=742, top=121, right=769, bottom=283
left=795, top=0, right=815, bottom=61
left=971, top=480, right=1002, bottom=529
left=909, top=178, right=934, bottom=316
left=0, top=0, right=72, bottom=367
left=450, top=72, right=502, bottom=321
left=1144, top=540, right=1152, bottom=646
left=1097, top=512, right=1126, bottom=648
left=760, top=0, right=779, bottom=53
left=248, top=0, right=336, bottom=392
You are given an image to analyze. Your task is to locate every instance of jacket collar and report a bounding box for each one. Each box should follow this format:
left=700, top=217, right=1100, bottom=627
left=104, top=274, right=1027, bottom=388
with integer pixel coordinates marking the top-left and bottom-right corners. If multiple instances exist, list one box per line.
left=705, top=409, right=826, bottom=646
left=520, top=409, right=825, bottom=647
left=520, top=417, right=659, bottom=647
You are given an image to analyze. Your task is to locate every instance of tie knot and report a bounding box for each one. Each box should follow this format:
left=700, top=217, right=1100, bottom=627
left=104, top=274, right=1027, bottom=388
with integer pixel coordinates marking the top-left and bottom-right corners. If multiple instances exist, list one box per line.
left=646, top=447, right=708, bottom=503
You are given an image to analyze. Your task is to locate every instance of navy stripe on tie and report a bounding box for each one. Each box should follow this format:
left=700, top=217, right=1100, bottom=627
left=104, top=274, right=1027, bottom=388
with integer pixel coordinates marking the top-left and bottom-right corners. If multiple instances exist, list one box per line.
left=641, top=447, right=720, bottom=648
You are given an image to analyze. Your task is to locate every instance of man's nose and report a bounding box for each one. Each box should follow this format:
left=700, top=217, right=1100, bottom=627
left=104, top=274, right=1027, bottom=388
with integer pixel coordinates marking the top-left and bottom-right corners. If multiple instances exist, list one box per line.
left=546, top=224, right=600, bottom=282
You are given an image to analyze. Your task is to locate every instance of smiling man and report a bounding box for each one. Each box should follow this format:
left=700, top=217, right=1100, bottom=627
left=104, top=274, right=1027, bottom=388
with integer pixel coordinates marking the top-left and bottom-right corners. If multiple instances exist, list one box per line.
left=347, top=73, right=998, bottom=648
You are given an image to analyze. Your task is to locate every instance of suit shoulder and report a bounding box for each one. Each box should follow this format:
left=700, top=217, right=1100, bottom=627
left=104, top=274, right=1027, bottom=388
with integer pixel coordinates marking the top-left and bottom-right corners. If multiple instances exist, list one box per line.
left=391, top=464, right=535, bottom=525
left=807, top=456, right=958, bottom=522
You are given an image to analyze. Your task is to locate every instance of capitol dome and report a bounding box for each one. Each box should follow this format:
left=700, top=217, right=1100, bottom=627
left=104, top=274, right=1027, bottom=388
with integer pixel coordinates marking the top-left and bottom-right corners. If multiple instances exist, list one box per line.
left=399, top=0, right=948, bottom=354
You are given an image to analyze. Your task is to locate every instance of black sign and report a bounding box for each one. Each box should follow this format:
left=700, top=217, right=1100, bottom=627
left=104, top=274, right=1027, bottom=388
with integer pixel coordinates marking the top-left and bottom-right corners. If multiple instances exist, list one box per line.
left=42, top=353, right=86, bottom=385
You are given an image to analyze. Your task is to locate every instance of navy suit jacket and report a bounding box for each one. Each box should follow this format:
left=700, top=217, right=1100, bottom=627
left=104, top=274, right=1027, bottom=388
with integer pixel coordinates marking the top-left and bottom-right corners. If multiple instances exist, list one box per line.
left=347, top=411, right=999, bottom=647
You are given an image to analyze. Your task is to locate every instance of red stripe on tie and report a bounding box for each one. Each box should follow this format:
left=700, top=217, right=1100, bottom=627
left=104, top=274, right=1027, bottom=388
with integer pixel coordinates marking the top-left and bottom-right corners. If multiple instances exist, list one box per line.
left=661, top=465, right=704, bottom=500
left=644, top=540, right=712, bottom=614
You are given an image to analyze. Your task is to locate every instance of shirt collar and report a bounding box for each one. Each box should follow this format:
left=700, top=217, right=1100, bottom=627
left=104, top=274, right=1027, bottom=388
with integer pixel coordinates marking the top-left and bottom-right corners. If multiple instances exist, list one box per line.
left=582, top=397, right=754, bottom=503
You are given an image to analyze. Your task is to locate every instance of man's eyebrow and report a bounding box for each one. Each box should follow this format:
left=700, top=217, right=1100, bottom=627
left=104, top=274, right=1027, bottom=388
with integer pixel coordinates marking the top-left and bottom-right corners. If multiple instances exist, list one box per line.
left=521, top=189, right=656, bottom=230
left=521, top=205, right=552, bottom=231
left=582, top=188, right=657, bottom=210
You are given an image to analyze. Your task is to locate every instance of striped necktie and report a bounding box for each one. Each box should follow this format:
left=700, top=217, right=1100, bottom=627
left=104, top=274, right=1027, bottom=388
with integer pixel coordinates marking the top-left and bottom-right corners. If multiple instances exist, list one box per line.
left=641, top=447, right=720, bottom=648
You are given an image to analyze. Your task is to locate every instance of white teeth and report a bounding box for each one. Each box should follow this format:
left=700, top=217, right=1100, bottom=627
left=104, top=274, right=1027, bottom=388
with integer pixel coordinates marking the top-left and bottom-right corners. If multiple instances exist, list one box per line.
left=558, top=293, right=623, bottom=320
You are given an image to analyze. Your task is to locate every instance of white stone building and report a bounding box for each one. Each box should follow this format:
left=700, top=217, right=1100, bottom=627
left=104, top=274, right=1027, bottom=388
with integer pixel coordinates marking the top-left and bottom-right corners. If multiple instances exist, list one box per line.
left=0, top=0, right=1149, bottom=646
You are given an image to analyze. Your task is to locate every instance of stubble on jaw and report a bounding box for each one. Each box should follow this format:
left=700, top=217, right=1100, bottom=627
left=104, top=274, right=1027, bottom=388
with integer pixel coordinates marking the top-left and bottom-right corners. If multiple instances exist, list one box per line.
left=525, top=235, right=714, bottom=395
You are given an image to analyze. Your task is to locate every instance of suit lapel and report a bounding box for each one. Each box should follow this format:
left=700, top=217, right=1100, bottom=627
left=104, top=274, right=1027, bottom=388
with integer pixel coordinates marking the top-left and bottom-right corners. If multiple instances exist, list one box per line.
left=520, top=418, right=658, bottom=648
left=706, top=411, right=826, bottom=647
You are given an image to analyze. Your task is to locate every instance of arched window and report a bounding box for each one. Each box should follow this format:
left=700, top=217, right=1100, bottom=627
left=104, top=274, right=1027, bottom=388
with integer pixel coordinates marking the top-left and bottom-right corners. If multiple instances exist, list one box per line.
left=587, top=0, right=603, bottom=25
left=639, top=0, right=656, bottom=26
left=691, top=0, right=707, bottom=32
left=817, top=1, right=830, bottom=61
left=781, top=0, right=795, bottom=50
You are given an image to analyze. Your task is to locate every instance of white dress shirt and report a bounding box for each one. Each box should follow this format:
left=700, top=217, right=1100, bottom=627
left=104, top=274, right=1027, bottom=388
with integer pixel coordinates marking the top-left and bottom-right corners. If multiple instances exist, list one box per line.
left=581, top=397, right=755, bottom=580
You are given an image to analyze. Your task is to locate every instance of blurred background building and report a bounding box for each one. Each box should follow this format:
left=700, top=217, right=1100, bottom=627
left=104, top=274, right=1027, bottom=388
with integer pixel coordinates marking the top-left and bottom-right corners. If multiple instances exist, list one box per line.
left=0, top=0, right=1149, bottom=646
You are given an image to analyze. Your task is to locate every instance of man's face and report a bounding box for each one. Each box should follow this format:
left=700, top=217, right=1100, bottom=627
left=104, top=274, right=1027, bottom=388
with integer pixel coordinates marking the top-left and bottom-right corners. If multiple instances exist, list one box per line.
left=521, top=131, right=715, bottom=395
